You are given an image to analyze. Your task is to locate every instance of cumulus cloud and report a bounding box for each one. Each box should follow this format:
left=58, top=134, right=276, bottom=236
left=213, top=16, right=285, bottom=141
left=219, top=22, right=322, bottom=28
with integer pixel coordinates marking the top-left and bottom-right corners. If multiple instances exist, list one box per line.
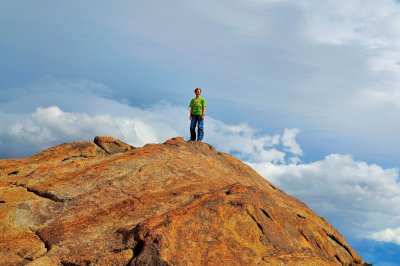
left=281, top=128, right=303, bottom=164
left=248, top=154, right=400, bottom=240
left=0, top=78, right=302, bottom=162
left=206, top=121, right=285, bottom=163
left=0, top=102, right=297, bottom=164
left=0, top=105, right=182, bottom=158
left=6, top=108, right=294, bottom=164
left=371, top=227, right=400, bottom=245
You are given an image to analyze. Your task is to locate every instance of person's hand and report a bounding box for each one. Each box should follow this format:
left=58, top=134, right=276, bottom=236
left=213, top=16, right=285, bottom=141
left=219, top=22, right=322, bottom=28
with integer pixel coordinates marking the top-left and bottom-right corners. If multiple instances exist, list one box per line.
left=189, top=115, right=192, bottom=120
left=201, top=115, right=205, bottom=120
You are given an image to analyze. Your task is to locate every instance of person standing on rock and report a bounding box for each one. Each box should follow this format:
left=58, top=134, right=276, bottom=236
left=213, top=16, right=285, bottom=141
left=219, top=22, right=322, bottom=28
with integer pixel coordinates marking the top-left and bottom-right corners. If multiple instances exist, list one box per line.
left=189, top=87, right=207, bottom=141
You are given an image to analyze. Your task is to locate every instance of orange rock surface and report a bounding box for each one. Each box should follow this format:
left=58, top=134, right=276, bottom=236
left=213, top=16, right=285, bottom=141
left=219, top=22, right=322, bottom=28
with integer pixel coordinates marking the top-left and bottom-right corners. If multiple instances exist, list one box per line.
left=0, top=136, right=365, bottom=265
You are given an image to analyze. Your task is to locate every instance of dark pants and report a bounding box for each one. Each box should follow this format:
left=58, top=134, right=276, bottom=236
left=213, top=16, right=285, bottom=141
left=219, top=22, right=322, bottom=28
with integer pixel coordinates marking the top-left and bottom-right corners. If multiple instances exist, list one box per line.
left=190, top=115, right=204, bottom=141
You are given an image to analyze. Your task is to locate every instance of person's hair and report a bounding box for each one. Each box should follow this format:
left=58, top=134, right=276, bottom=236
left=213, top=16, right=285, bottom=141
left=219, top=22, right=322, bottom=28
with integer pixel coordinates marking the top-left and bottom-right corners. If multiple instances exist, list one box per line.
left=194, top=87, right=202, bottom=93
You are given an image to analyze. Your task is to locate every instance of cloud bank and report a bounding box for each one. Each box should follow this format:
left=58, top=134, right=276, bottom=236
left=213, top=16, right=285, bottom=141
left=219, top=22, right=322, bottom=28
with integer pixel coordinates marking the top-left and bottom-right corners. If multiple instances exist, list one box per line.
left=0, top=104, right=298, bottom=165
left=371, top=227, right=400, bottom=245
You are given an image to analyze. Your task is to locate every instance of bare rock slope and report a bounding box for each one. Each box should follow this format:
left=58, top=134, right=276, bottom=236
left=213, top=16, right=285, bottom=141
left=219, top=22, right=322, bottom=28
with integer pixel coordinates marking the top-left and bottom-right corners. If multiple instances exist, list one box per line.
left=0, top=136, right=365, bottom=265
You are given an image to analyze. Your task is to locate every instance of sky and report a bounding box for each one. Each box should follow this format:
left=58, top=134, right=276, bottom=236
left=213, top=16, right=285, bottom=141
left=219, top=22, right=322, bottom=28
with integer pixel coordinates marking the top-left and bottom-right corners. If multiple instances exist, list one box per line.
left=0, top=0, right=399, bottom=264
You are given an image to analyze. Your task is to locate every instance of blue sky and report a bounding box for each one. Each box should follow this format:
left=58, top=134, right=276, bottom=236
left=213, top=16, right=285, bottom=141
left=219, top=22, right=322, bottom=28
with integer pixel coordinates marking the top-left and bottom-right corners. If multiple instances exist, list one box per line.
left=1, top=1, right=399, bottom=264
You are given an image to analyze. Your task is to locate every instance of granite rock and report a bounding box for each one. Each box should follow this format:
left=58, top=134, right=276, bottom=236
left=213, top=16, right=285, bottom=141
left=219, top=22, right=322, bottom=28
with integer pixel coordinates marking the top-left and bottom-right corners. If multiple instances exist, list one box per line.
left=0, top=136, right=365, bottom=265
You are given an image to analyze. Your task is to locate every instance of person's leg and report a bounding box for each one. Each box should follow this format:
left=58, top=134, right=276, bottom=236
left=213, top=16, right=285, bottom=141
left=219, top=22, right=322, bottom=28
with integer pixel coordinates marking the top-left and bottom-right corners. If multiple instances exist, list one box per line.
left=190, top=116, right=197, bottom=141
left=197, top=118, right=204, bottom=141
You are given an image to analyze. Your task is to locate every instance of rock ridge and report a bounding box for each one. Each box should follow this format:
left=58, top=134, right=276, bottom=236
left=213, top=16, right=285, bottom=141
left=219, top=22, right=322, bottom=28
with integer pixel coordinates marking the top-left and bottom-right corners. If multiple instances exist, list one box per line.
left=0, top=136, right=365, bottom=265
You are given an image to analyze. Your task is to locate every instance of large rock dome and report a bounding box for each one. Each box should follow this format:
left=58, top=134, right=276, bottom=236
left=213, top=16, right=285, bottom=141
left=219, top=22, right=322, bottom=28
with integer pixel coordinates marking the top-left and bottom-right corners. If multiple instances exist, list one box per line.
left=0, top=136, right=364, bottom=265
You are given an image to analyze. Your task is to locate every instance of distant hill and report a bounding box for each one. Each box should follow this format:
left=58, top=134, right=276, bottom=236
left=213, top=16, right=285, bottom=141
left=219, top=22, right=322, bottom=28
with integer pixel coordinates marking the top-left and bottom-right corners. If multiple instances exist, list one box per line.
left=0, top=136, right=365, bottom=265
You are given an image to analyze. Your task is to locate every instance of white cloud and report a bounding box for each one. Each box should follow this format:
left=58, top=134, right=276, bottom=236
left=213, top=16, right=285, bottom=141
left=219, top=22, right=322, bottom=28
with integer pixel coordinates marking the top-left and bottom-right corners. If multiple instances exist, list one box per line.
left=0, top=101, right=295, bottom=166
left=0, top=105, right=180, bottom=157
left=248, top=154, right=400, bottom=240
left=12, top=109, right=290, bottom=164
left=281, top=128, right=303, bottom=163
left=0, top=79, right=295, bottom=163
left=371, top=227, right=400, bottom=245
left=206, top=120, right=286, bottom=163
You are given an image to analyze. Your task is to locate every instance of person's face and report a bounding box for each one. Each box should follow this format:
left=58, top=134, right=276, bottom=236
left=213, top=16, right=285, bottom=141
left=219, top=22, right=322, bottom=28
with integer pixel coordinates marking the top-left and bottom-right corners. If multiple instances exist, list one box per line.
left=195, top=90, right=201, bottom=97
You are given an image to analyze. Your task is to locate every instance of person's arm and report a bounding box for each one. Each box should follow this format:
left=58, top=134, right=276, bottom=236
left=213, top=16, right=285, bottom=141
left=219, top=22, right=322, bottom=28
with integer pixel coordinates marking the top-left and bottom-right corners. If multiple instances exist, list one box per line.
left=201, top=106, right=206, bottom=119
left=189, top=99, right=193, bottom=120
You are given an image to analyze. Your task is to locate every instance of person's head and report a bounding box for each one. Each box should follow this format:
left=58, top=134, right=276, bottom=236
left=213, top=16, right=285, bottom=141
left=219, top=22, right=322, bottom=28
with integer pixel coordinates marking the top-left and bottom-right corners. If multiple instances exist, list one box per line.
left=194, top=87, right=202, bottom=98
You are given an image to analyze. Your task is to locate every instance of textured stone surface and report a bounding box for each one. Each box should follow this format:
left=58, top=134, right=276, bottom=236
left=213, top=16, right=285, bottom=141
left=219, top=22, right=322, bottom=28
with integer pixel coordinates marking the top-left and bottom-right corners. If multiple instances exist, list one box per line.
left=0, top=136, right=365, bottom=265
left=94, top=136, right=134, bottom=154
